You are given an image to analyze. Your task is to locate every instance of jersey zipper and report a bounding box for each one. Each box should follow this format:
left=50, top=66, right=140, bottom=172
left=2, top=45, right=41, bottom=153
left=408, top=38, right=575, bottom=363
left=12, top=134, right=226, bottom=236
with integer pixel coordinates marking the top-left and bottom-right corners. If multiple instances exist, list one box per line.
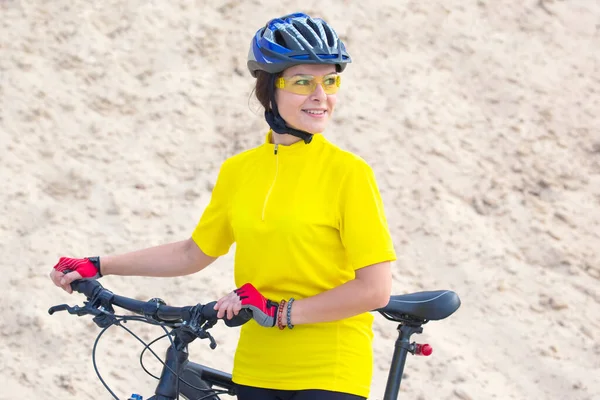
left=261, top=144, right=279, bottom=221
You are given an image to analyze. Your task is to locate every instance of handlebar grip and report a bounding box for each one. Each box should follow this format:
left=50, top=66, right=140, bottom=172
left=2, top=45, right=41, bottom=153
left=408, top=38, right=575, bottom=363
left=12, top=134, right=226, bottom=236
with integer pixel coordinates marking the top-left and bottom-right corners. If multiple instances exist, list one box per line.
left=70, top=279, right=103, bottom=298
left=202, top=301, right=252, bottom=327
left=59, top=269, right=102, bottom=298
left=225, top=309, right=252, bottom=327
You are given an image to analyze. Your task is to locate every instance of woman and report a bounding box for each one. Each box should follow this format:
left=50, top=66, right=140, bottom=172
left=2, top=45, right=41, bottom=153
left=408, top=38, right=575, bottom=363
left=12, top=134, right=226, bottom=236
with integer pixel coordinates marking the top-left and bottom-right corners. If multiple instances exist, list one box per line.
left=50, top=13, right=396, bottom=400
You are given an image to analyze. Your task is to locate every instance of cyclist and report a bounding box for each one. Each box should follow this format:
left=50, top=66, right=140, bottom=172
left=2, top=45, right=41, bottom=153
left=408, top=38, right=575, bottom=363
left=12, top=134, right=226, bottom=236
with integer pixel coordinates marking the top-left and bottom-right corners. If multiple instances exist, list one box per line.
left=50, top=13, right=396, bottom=400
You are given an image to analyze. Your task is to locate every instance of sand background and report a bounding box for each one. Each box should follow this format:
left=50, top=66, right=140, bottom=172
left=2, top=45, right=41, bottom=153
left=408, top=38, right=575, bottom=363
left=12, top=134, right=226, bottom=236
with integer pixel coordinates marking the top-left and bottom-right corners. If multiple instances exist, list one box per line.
left=1, top=0, right=599, bottom=399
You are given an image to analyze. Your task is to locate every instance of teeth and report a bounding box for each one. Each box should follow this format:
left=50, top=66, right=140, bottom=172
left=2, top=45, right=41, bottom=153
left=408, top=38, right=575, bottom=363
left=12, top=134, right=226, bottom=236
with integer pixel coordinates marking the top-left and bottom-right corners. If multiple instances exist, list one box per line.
left=304, top=110, right=325, bottom=115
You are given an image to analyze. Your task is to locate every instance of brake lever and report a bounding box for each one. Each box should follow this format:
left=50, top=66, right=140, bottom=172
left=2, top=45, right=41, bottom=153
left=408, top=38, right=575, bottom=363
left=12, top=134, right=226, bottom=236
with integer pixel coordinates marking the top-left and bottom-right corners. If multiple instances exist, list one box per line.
left=178, top=305, right=219, bottom=349
left=48, top=304, right=70, bottom=315
left=48, top=303, right=103, bottom=317
left=197, top=329, right=217, bottom=350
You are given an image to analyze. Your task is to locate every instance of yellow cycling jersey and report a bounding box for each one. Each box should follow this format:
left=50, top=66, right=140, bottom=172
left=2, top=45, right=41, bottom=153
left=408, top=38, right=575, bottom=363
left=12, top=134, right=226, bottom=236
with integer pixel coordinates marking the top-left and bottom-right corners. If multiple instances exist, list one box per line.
left=192, top=131, right=396, bottom=397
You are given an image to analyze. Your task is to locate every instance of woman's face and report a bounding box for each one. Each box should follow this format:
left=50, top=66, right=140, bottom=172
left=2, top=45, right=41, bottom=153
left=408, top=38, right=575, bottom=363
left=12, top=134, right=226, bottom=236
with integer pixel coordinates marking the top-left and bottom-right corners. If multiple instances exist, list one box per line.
left=275, top=64, right=339, bottom=134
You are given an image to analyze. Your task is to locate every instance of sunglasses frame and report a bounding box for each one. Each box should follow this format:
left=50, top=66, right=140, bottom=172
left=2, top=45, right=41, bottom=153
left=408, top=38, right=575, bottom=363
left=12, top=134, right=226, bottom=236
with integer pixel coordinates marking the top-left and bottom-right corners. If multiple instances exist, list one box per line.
left=275, top=74, right=342, bottom=95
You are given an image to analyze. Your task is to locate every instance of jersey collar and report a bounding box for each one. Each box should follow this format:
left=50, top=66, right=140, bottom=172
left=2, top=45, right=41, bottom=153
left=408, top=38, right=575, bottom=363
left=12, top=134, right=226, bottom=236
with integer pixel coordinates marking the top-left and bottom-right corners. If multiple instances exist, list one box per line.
left=263, top=130, right=325, bottom=154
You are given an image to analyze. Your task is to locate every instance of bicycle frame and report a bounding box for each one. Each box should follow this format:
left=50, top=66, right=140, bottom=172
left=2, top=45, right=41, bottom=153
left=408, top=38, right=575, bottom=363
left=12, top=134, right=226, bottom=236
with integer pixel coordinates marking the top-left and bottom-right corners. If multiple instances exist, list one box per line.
left=180, top=319, right=430, bottom=400
left=51, top=279, right=459, bottom=400
left=149, top=329, right=222, bottom=400
left=152, top=336, right=191, bottom=399
left=167, top=289, right=463, bottom=399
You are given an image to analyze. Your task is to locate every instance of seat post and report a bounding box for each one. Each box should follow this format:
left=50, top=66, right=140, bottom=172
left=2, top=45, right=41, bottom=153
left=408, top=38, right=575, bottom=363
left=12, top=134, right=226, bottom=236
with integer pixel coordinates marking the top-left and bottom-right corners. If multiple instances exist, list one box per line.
left=382, top=323, right=423, bottom=400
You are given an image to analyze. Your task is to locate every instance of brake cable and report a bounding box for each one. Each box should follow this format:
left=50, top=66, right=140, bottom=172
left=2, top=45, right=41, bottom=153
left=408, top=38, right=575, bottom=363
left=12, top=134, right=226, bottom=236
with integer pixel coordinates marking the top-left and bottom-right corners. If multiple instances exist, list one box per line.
left=51, top=300, right=225, bottom=399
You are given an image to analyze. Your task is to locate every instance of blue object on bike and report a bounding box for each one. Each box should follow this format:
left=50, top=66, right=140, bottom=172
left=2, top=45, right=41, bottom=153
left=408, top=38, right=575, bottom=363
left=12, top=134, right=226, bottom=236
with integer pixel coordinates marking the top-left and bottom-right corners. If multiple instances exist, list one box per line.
left=128, top=394, right=142, bottom=400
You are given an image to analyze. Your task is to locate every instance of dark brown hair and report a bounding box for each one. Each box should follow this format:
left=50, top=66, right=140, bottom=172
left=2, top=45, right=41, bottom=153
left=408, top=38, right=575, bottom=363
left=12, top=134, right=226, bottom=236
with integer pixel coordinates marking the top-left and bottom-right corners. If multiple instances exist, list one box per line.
left=252, top=70, right=280, bottom=111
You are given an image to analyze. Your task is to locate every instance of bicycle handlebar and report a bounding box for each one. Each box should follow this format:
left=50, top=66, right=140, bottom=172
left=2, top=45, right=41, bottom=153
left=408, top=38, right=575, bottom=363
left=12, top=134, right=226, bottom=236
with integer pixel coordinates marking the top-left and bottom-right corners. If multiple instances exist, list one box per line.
left=67, top=279, right=251, bottom=327
left=48, top=277, right=252, bottom=399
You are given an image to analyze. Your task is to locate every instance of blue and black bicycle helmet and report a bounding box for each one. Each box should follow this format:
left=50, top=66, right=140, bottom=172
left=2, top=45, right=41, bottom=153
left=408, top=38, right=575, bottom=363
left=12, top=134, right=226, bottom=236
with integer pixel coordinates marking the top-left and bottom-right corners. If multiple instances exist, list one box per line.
left=248, top=13, right=352, bottom=143
left=248, top=13, right=351, bottom=77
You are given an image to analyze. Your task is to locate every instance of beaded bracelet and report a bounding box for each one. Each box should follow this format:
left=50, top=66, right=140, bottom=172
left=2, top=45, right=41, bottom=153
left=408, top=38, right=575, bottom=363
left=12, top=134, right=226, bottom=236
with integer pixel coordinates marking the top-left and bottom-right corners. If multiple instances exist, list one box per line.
left=286, top=298, right=295, bottom=329
left=276, top=299, right=286, bottom=330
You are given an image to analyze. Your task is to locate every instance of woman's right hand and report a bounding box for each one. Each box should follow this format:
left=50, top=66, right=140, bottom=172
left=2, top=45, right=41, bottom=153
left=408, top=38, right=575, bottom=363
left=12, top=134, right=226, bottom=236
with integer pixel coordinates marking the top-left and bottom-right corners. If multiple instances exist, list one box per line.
left=50, top=257, right=101, bottom=294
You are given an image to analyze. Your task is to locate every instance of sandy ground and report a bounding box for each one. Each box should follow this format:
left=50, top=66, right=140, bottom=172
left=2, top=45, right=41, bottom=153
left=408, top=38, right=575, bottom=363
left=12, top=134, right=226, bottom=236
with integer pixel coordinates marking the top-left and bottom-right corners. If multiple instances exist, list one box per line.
left=1, top=0, right=599, bottom=399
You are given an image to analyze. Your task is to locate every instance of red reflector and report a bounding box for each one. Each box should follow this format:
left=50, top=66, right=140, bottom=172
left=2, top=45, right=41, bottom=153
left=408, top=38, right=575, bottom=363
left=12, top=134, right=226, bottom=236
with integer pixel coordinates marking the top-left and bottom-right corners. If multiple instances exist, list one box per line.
left=415, top=343, right=433, bottom=356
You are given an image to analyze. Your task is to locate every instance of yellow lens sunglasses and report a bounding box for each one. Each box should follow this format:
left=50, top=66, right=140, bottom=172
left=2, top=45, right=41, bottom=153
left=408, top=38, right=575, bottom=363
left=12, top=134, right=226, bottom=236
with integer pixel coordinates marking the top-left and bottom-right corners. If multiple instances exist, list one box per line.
left=275, top=74, right=341, bottom=95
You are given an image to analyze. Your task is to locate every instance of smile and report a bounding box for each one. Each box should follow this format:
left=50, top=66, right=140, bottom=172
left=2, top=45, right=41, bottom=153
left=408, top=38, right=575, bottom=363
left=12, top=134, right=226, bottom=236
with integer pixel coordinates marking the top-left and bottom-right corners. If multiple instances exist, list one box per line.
left=303, top=109, right=327, bottom=117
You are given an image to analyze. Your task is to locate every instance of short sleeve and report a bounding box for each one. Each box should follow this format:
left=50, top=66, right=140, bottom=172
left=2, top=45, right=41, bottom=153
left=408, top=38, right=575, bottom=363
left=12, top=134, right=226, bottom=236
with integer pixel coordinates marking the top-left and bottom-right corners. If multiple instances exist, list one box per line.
left=338, top=159, right=397, bottom=269
left=191, top=160, right=235, bottom=257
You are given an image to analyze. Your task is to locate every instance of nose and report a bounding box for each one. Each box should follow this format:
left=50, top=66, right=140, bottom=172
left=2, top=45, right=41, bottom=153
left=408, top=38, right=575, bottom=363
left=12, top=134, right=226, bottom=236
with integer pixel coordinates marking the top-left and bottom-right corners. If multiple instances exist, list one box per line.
left=309, top=82, right=327, bottom=101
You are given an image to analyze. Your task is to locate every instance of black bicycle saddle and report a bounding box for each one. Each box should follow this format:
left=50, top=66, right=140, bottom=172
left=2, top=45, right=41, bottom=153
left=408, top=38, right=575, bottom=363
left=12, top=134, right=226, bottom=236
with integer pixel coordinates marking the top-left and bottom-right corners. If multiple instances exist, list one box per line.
left=377, top=290, right=461, bottom=321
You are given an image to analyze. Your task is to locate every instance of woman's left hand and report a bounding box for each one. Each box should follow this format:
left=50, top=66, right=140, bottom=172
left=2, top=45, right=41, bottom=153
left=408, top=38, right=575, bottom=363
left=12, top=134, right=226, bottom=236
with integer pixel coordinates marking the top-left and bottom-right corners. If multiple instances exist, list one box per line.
left=214, top=290, right=243, bottom=320
left=214, top=283, right=280, bottom=327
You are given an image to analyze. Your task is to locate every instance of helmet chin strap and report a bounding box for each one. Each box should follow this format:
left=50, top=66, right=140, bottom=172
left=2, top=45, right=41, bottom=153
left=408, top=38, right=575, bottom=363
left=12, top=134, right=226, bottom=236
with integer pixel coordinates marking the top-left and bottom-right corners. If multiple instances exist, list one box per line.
left=264, top=74, right=314, bottom=144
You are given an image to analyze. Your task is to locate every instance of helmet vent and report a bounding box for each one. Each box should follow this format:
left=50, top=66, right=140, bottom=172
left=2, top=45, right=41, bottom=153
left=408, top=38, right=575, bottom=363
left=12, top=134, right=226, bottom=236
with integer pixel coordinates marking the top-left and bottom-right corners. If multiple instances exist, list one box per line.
left=321, top=23, right=336, bottom=48
left=274, top=30, right=289, bottom=48
left=306, top=19, right=322, bottom=38
left=293, top=21, right=319, bottom=47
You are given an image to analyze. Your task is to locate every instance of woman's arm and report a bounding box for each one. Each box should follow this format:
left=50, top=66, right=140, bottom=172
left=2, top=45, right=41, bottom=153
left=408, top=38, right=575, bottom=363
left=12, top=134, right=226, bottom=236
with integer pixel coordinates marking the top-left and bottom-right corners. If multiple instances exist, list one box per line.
left=101, top=238, right=217, bottom=277
left=53, top=238, right=217, bottom=293
left=283, top=261, right=392, bottom=326
left=214, top=261, right=392, bottom=325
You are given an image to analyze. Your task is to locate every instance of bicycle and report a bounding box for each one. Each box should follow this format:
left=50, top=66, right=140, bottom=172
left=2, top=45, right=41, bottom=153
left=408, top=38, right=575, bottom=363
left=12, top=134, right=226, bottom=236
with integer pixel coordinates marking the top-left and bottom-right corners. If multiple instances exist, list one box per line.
left=48, top=278, right=461, bottom=400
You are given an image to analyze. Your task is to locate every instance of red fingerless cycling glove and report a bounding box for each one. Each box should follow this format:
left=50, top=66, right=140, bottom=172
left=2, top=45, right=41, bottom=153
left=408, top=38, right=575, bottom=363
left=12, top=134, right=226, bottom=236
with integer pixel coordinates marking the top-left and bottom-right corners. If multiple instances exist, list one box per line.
left=53, top=257, right=102, bottom=280
left=234, top=283, right=278, bottom=327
